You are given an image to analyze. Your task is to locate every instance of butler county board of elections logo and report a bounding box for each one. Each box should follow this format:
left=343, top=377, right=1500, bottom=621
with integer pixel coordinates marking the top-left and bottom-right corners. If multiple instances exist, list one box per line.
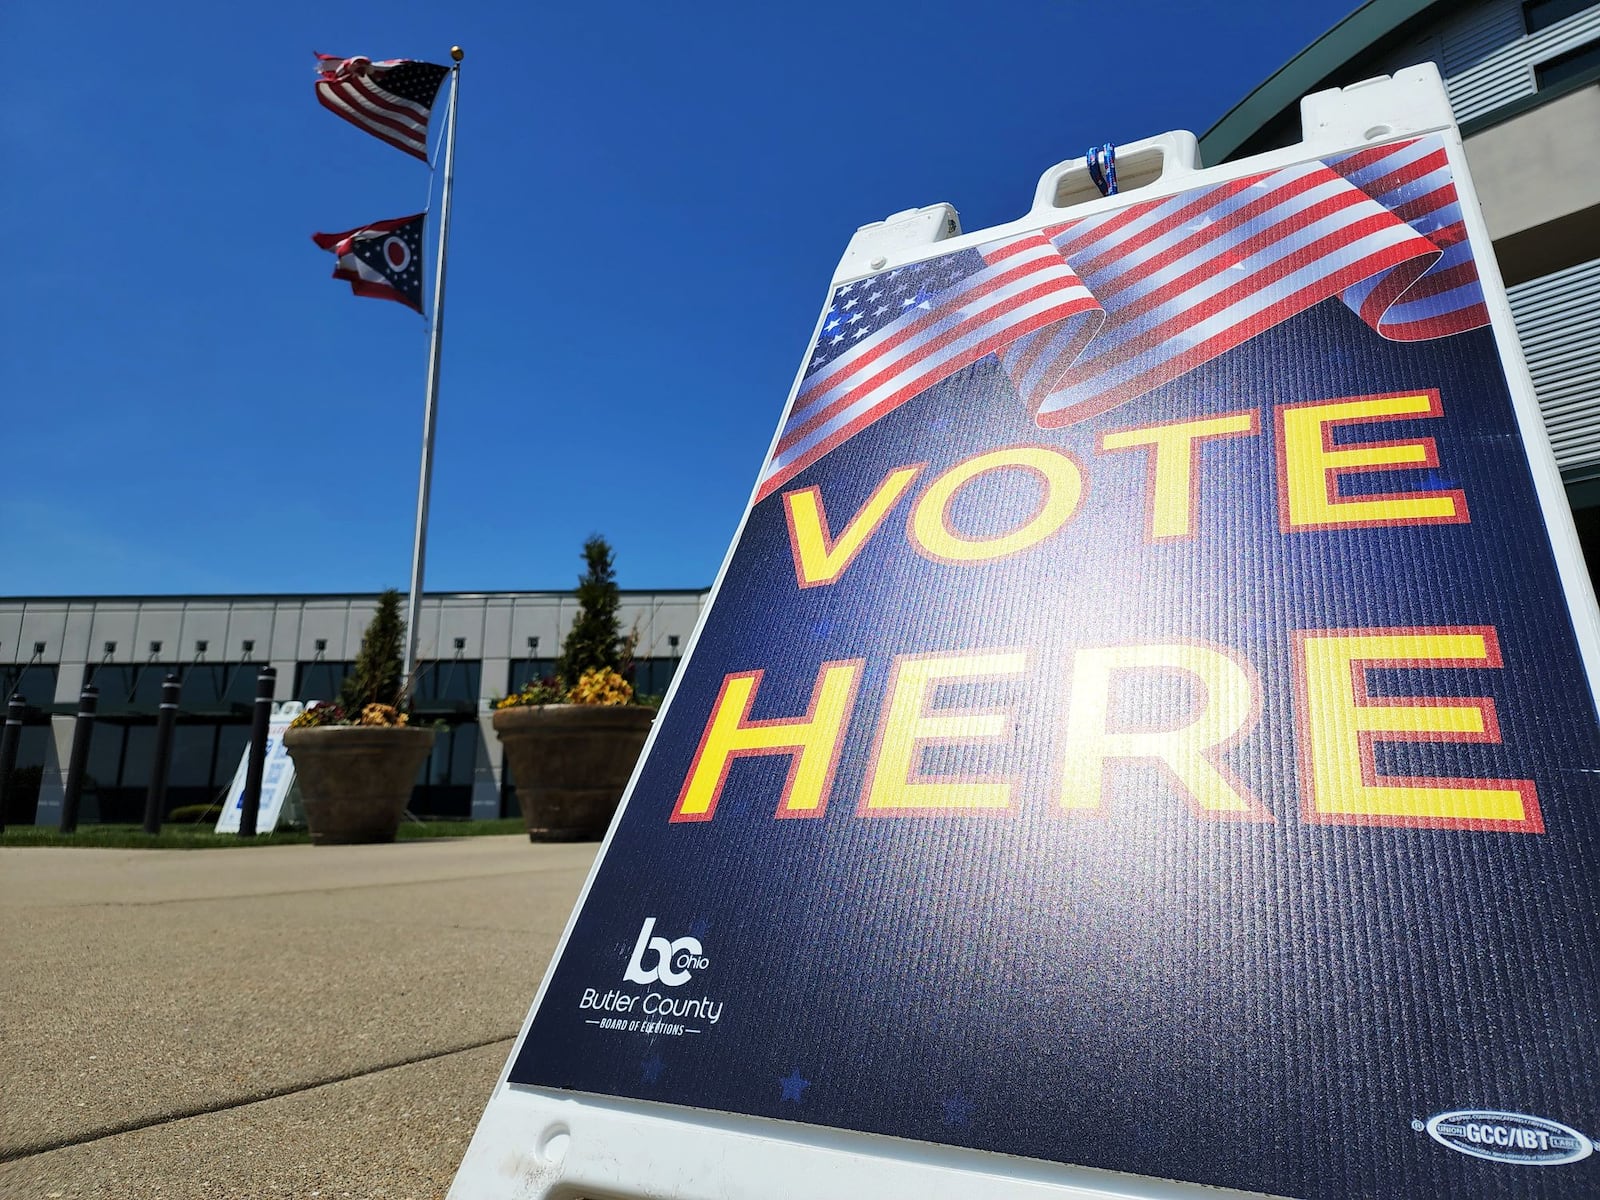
left=576, top=919, right=724, bottom=1036
left=624, top=917, right=707, bottom=986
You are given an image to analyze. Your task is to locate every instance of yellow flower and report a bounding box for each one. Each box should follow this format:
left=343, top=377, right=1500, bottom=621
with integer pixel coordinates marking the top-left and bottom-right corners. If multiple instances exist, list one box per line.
left=570, top=667, right=633, bottom=706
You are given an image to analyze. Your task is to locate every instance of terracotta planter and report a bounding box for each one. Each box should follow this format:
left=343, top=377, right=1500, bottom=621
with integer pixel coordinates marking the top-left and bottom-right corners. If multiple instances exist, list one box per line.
left=283, top=725, right=437, bottom=845
left=493, top=704, right=653, bottom=841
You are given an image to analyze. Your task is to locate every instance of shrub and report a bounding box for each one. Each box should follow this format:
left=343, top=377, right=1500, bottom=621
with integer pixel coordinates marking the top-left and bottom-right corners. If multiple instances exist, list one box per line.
left=555, top=536, right=632, bottom=686
left=340, top=588, right=407, bottom=714
left=166, top=803, right=223, bottom=824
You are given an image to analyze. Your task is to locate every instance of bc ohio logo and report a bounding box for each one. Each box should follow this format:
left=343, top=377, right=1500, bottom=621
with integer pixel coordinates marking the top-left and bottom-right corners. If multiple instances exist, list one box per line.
left=623, top=917, right=708, bottom=988
left=1420, top=1110, right=1593, bottom=1166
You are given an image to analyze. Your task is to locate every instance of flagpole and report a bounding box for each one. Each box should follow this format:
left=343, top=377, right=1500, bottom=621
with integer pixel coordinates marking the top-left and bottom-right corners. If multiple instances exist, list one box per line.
left=403, top=46, right=462, bottom=687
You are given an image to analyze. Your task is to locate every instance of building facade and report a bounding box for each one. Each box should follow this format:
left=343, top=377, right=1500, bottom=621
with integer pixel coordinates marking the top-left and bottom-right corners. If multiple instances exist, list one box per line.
left=1202, top=0, right=1600, bottom=564
left=0, top=589, right=708, bottom=825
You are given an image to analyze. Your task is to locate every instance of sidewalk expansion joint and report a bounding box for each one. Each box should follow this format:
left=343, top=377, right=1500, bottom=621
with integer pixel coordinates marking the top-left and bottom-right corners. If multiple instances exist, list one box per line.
left=65, top=867, right=555, bottom=909
left=0, top=1035, right=515, bottom=1163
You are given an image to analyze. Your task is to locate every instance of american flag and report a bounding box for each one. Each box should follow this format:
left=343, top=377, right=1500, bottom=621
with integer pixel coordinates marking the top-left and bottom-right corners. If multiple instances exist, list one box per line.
left=756, top=135, right=1487, bottom=500
left=314, top=54, right=449, bottom=161
left=1326, top=137, right=1487, bottom=342
left=311, top=213, right=426, bottom=313
left=758, top=234, right=1100, bottom=501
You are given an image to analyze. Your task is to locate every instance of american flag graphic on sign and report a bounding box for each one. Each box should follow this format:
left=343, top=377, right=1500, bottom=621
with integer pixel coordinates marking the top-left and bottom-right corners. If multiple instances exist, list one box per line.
left=760, top=234, right=1100, bottom=501
left=757, top=135, right=1488, bottom=501
left=314, top=54, right=449, bottom=161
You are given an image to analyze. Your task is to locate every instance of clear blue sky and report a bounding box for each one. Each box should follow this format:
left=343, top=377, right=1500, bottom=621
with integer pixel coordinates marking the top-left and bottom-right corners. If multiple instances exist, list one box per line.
left=3, top=0, right=1357, bottom=595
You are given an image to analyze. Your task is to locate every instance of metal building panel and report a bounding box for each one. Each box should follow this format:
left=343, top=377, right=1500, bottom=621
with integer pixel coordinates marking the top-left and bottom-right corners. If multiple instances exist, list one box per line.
left=0, top=608, right=24, bottom=663
left=1509, top=256, right=1600, bottom=473
left=229, top=603, right=285, bottom=664
left=436, top=598, right=488, bottom=659
left=482, top=597, right=515, bottom=659
left=1447, top=7, right=1600, bottom=122
left=132, top=607, right=184, bottom=659
left=507, top=597, right=565, bottom=668
left=86, top=608, right=138, bottom=662
left=1440, top=0, right=1524, bottom=76
left=178, top=604, right=231, bottom=659
left=59, top=606, right=94, bottom=664
left=297, top=601, right=353, bottom=660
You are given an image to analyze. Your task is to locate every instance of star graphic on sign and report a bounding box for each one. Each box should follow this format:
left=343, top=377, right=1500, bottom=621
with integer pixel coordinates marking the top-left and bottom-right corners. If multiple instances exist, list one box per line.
left=778, top=1069, right=810, bottom=1102
left=641, top=1053, right=665, bottom=1084
left=1421, top=469, right=1457, bottom=490
left=941, top=1092, right=976, bottom=1125
left=687, top=916, right=711, bottom=941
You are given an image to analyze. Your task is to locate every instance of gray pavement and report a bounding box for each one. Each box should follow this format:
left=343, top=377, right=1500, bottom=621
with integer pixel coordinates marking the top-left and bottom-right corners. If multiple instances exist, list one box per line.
left=0, top=836, right=597, bottom=1199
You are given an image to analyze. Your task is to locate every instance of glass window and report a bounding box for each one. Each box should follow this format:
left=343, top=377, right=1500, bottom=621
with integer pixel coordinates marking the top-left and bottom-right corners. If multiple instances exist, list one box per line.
left=508, top=659, right=559, bottom=693
left=131, top=666, right=183, bottom=707
left=168, top=726, right=219, bottom=788
left=1536, top=38, right=1600, bottom=88
left=179, top=662, right=263, bottom=709
left=86, top=664, right=139, bottom=707
left=413, top=660, right=481, bottom=705
left=411, top=724, right=480, bottom=818
left=0, top=664, right=59, bottom=707
left=295, top=661, right=353, bottom=703
left=82, top=663, right=185, bottom=710
left=1524, top=0, right=1596, bottom=35
left=631, top=656, right=682, bottom=699
left=76, top=724, right=150, bottom=823
left=84, top=723, right=126, bottom=798
left=5, top=726, right=53, bottom=823
left=213, top=726, right=251, bottom=797
left=118, top=727, right=156, bottom=796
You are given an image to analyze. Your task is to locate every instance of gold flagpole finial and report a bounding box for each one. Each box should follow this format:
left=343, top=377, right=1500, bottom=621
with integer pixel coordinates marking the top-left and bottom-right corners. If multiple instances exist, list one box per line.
left=450, top=46, right=464, bottom=62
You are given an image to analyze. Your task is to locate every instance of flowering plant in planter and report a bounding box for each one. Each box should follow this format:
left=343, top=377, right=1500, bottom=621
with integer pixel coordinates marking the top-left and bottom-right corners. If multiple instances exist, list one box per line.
left=281, top=588, right=435, bottom=844
left=288, top=589, right=414, bottom=729
left=289, top=701, right=411, bottom=728
left=493, top=536, right=655, bottom=841
left=495, top=666, right=634, bottom=710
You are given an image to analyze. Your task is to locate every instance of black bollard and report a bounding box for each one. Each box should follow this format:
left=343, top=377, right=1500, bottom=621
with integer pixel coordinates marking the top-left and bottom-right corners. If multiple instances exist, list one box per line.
left=142, top=673, right=182, bottom=835
left=59, top=683, right=99, bottom=833
left=0, top=693, right=24, bottom=835
left=238, top=666, right=276, bottom=838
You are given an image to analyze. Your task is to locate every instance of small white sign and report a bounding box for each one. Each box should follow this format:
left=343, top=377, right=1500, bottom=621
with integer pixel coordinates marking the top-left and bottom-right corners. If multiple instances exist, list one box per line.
left=215, top=701, right=305, bottom=834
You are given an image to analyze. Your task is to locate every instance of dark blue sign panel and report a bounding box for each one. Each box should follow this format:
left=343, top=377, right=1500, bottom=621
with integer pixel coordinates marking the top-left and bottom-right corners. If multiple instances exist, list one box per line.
left=511, top=136, right=1600, bottom=1199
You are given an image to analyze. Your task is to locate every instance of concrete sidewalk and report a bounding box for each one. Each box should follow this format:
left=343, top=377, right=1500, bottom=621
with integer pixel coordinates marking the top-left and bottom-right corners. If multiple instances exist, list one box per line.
left=0, top=836, right=596, bottom=1199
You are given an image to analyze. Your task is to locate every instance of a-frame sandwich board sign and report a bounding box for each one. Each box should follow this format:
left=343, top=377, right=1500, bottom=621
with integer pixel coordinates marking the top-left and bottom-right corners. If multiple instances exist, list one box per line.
left=450, top=64, right=1600, bottom=1200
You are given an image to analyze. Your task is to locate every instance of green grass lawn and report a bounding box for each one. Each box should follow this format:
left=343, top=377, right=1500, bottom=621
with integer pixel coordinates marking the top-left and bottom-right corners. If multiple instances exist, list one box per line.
left=0, top=817, right=525, bottom=850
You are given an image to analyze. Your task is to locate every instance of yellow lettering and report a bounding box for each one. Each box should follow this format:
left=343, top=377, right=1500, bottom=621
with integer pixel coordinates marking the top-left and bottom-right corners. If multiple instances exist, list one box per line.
left=673, top=661, right=862, bottom=821
left=1099, top=411, right=1258, bottom=541
left=1060, top=643, right=1268, bottom=820
left=1278, top=392, right=1467, bottom=531
left=782, top=466, right=923, bottom=588
left=1294, top=628, right=1540, bottom=830
left=861, top=650, right=1027, bottom=813
left=909, top=447, right=1084, bottom=563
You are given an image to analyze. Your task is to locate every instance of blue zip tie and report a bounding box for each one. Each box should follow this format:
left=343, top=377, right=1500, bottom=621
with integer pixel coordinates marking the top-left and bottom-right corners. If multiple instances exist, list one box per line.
left=1086, top=143, right=1118, bottom=196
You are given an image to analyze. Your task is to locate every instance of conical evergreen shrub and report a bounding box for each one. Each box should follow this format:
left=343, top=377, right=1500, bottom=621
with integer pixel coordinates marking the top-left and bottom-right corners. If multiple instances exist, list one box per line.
left=556, top=536, right=626, bottom=686
left=340, top=588, right=407, bottom=713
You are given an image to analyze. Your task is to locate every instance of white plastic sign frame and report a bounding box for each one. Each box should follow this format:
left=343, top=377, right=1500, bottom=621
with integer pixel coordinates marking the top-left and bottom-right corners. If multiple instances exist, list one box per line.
left=450, top=65, right=1600, bottom=1199
left=214, top=701, right=304, bottom=834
